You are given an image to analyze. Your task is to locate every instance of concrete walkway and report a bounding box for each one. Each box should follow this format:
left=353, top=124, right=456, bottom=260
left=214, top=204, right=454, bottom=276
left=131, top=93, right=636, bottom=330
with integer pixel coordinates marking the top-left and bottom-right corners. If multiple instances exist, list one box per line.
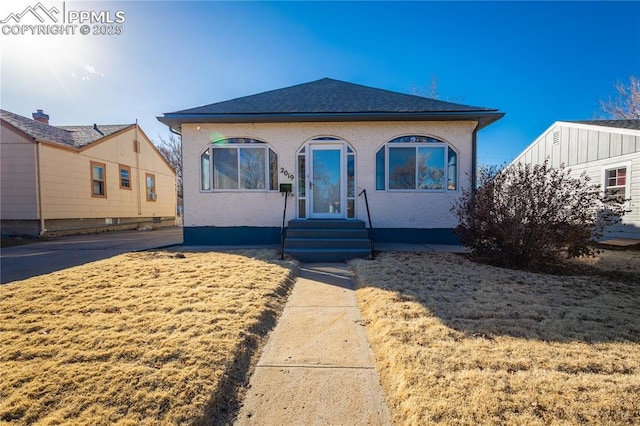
left=235, top=263, right=392, bottom=425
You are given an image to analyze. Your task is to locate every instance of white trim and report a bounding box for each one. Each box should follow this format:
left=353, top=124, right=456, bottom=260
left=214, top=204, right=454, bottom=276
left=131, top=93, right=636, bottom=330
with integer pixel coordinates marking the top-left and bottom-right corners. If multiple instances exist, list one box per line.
left=346, top=147, right=357, bottom=218
left=512, top=121, right=640, bottom=166
left=200, top=148, right=212, bottom=191
left=296, top=137, right=356, bottom=219
left=308, top=142, right=346, bottom=219
left=555, top=121, right=640, bottom=137
left=511, top=121, right=559, bottom=166
left=296, top=148, right=306, bottom=218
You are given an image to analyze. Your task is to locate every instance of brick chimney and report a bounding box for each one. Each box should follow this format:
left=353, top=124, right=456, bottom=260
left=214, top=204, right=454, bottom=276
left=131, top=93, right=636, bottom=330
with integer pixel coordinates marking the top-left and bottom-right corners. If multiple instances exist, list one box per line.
left=32, top=109, right=49, bottom=125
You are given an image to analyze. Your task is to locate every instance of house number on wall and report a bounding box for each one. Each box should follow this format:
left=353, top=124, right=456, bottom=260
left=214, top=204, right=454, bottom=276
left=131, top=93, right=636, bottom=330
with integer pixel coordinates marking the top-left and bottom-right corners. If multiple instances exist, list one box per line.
left=280, top=168, right=294, bottom=181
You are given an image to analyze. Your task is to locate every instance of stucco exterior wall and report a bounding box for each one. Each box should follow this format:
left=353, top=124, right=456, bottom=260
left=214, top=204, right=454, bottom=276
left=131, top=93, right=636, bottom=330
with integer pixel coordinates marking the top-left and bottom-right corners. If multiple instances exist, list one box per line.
left=183, top=120, right=476, bottom=230
left=0, top=125, right=38, bottom=220
left=513, top=122, right=640, bottom=237
left=38, top=127, right=176, bottom=221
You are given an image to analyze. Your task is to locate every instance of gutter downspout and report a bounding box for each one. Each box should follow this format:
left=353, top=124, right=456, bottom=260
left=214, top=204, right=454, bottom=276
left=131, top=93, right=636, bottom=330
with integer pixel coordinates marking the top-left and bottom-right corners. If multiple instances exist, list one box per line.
left=169, top=125, right=182, bottom=224
left=135, top=120, right=142, bottom=217
left=35, top=141, right=46, bottom=236
left=471, top=121, right=480, bottom=194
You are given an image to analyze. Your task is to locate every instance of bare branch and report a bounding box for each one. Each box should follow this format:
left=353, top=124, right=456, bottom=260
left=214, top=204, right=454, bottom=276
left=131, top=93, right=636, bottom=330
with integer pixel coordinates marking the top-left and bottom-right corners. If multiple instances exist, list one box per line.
left=155, top=134, right=183, bottom=198
left=410, top=74, right=440, bottom=99
left=600, top=76, right=640, bottom=119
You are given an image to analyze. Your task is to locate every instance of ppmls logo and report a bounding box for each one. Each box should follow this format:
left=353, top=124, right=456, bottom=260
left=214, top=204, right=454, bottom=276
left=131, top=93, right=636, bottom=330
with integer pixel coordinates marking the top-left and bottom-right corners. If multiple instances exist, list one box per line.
left=1, top=2, right=126, bottom=36
left=0, top=2, right=60, bottom=24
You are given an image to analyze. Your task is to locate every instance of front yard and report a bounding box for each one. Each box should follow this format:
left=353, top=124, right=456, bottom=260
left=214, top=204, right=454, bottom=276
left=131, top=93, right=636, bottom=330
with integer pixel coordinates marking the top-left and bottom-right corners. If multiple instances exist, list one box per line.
left=352, top=250, right=640, bottom=425
left=0, top=250, right=297, bottom=425
left=2, top=246, right=638, bottom=425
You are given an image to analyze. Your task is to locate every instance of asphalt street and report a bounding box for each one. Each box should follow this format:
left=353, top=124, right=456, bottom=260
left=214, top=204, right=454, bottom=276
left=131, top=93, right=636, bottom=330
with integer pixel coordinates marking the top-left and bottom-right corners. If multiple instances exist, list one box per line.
left=1, top=227, right=183, bottom=284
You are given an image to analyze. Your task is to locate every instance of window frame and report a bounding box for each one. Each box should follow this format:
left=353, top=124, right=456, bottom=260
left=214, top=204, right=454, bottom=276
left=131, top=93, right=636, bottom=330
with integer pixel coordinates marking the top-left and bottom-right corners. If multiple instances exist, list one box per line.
left=200, top=139, right=278, bottom=192
left=201, top=149, right=211, bottom=191
left=376, top=135, right=458, bottom=192
left=602, top=163, right=631, bottom=203
left=90, top=161, right=107, bottom=198
left=145, top=173, right=156, bottom=202
left=119, top=164, right=131, bottom=190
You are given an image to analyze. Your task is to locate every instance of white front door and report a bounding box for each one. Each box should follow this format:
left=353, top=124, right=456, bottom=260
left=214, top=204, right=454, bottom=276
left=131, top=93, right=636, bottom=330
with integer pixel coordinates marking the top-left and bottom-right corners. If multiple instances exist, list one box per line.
left=309, top=144, right=345, bottom=219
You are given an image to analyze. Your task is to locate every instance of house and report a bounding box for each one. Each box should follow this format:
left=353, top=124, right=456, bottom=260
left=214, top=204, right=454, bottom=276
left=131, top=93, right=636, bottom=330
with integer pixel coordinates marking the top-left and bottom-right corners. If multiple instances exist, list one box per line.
left=1, top=109, right=177, bottom=237
left=512, top=119, right=640, bottom=239
left=158, top=78, right=503, bottom=260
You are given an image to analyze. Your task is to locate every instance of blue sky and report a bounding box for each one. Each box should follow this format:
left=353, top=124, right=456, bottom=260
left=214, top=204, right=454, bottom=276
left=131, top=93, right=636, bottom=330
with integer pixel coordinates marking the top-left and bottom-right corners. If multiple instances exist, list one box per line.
left=1, top=1, right=639, bottom=164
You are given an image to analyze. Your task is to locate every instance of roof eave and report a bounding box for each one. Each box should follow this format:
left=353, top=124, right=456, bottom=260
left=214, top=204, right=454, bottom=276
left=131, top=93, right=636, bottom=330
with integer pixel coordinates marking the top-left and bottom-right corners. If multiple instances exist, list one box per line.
left=158, top=111, right=504, bottom=130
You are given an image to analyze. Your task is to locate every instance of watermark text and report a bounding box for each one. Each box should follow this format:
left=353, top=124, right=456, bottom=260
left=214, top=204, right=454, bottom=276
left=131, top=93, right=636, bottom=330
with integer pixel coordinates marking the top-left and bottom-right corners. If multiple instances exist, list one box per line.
left=1, top=2, right=126, bottom=36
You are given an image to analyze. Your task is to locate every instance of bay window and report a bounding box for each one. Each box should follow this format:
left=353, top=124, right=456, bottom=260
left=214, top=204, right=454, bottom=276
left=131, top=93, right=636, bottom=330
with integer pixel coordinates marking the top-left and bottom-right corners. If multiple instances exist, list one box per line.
left=200, top=138, right=278, bottom=191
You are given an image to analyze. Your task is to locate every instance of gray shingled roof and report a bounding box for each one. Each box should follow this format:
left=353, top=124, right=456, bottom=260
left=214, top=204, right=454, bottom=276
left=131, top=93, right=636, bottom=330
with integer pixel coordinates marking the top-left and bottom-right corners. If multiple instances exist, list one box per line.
left=568, top=119, right=640, bottom=131
left=57, top=125, right=133, bottom=146
left=159, top=78, right=504, bottom=129
left=173, top=78, right=495, bottom=114
left=0, top=109, right=132, bottom=148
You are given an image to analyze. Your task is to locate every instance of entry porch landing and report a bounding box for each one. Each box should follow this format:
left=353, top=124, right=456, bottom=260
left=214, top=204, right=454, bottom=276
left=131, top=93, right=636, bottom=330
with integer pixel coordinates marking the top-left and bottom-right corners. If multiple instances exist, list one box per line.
left=283, top=219, right=372, bottom=262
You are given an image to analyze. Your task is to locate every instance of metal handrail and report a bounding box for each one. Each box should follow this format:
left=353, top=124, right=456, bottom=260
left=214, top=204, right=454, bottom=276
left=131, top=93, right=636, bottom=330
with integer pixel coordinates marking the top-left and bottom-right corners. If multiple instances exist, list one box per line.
left=358, top=189, right=375, bottom=259
left=280, top=190, right=290, bottom=260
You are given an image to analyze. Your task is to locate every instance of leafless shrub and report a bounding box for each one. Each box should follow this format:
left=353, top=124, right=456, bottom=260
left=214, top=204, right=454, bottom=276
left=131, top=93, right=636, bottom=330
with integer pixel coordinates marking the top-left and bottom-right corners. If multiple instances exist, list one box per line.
left=452, top=160, right=627, bottom=268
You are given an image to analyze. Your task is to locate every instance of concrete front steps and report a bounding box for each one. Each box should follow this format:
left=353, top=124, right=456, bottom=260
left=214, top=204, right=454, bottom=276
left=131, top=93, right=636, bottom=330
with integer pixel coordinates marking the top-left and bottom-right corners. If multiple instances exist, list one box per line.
left=283, top=219, right=372, bottom=262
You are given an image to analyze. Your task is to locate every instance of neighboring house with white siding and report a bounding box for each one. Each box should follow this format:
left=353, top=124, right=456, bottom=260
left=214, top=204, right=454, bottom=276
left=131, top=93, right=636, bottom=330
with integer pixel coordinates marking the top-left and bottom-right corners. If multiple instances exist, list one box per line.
left=512, top=120, right=640, bottom=239
left=158, top=78, right=504, bottom=260
left=1, top=109, right=177, bottom=237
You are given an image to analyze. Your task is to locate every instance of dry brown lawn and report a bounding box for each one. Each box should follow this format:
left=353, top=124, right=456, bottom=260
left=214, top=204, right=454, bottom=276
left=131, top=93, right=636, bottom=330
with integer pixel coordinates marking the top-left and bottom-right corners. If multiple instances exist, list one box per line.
left=571, top=247, right=640, bottom=276
left=351, top=250, right=640, bottom=425
left=0, top=249, right=297, bottom=425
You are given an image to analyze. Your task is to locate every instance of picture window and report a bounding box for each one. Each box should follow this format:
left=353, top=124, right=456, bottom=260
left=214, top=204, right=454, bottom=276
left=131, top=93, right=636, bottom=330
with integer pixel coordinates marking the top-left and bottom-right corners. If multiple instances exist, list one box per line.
left=200, top=138, right=278, bottom=191
left=376, top=135, right=458, bottom=191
